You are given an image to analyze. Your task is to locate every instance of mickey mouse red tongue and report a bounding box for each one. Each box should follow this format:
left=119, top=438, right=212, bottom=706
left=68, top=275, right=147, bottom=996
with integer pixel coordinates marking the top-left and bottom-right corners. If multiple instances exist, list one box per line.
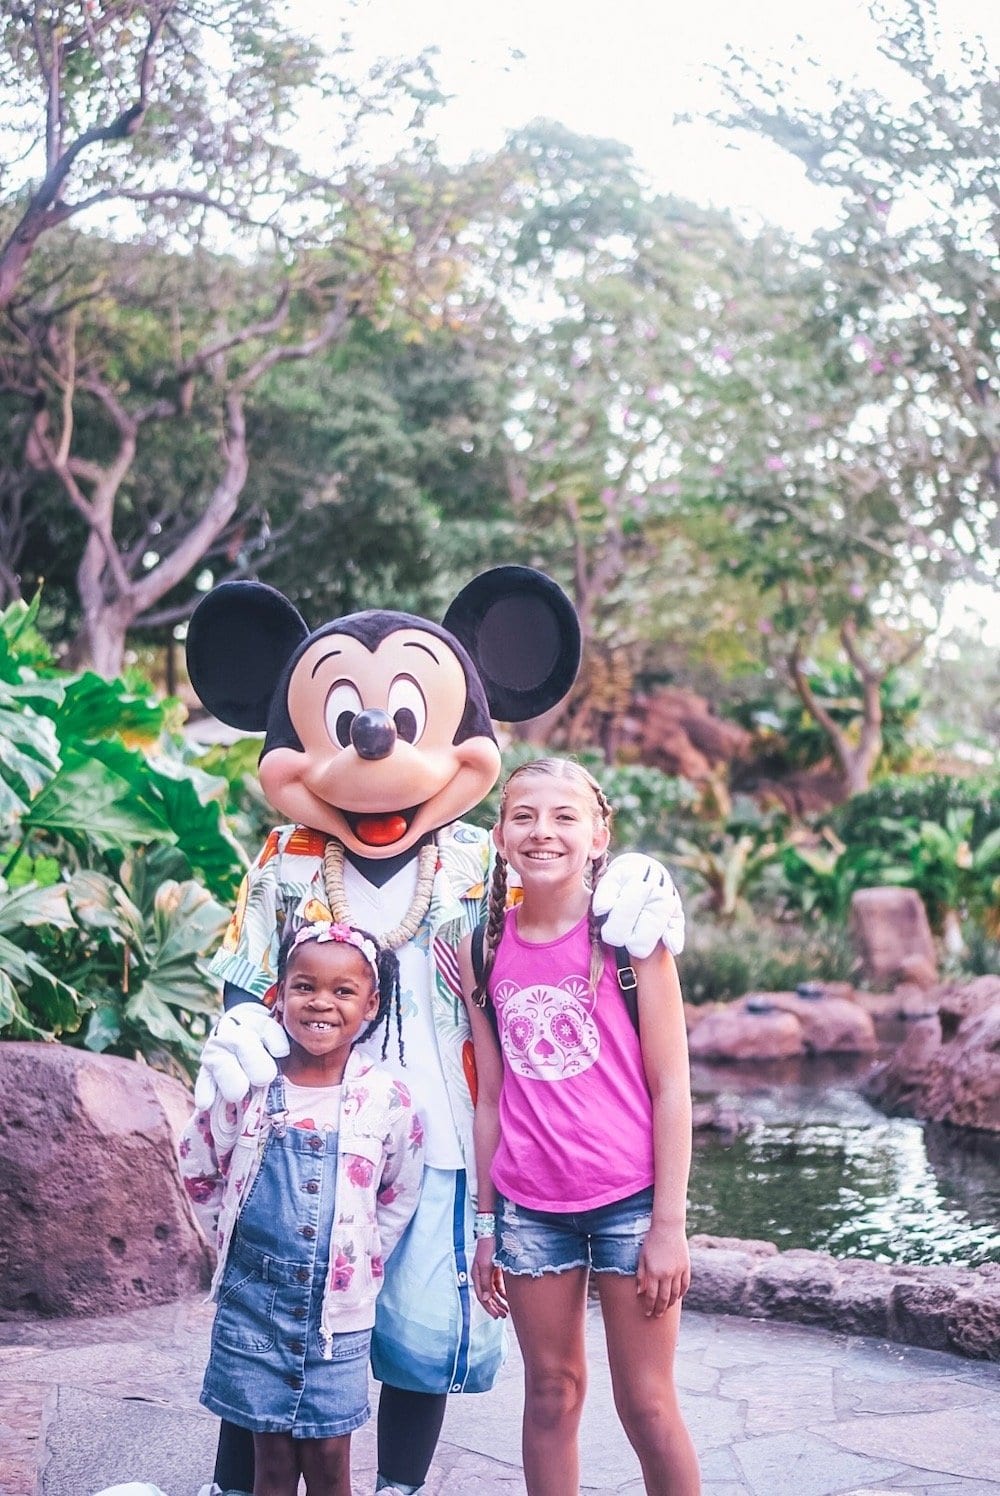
left=351, top=810, right=413, bottom=847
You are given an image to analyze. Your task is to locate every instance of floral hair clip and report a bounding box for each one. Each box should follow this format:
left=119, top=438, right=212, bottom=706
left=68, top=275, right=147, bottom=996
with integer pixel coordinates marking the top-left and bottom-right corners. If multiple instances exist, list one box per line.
left=290, top=921, right=379, bottom=978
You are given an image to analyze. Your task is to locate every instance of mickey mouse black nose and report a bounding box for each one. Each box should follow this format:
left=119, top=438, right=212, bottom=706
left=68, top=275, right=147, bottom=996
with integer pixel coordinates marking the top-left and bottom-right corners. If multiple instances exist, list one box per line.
left=351, top=708, right=397, bottom=760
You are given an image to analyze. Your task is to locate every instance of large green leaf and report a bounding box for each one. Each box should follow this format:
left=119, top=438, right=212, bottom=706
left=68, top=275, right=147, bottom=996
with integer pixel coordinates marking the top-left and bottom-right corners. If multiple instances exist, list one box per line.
left=57, top=671, right=171, bottom=744
left=150, top=880, right=230, bottom=970
left=141, top=754, right=248, bottom=900
left=0, top=697, right=62, bottom=821
left=67, top=869, right=145, bottom=946
left=0, top=880, right=75, bottom=934
left=23, top=749, right=175, bottom=851
left=0, top=932, right=86, bottom=1036
left=973, top=827, right=1000, bottom=870
left=82, top=996, right=124, bottom=1054
left=119, top=880, right=227, bottom=1055
left=0, top=970, right=53, bottom=1040
left=123, top=985, right=206, bottom=1052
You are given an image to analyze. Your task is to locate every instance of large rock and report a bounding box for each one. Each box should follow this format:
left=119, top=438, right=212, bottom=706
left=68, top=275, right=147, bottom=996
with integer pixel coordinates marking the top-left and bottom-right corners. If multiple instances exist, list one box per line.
left=686, top=1001, right=805, bottom=1061
left=685, top=988, right=875, bottom=1061
left=866, top=977, right=1000, bottom=1131
left=849, top=886, right=938, bottom=988
left=764, top=989, right=877, bottom=1055
left=0, top=1043, right=213, bottom=1318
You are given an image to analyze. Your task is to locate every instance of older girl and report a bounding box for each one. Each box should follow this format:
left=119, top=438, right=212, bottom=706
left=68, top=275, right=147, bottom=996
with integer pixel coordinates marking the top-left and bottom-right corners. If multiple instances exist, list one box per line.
left=460, top=759, right=700, bottom=1496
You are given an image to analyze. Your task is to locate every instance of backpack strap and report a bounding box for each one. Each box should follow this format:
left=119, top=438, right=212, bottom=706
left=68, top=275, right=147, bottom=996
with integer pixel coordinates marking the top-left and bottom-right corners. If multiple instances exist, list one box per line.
left=470, top=916, right=499, bottom=1040
left=471, top=915, right=488, bottom=986
left=615, top=947, right=640, bottom=1034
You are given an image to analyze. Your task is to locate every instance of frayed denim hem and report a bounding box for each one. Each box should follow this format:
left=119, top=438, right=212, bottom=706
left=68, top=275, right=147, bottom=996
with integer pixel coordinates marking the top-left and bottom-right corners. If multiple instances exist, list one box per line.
left=499, top=1256, right=590, bottom=1278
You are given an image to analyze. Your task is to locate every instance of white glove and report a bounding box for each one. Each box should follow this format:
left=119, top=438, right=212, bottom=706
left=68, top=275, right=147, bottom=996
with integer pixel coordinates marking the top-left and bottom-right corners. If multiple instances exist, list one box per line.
left=592, top=852, right=685, bottom=958
left=193, top=1004, right=290, bottom=1109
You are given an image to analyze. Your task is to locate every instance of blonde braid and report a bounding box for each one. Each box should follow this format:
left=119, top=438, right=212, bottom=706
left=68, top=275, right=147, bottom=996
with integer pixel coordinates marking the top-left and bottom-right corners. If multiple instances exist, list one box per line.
left=587, top=772, right=615, bottom=992
left=472, top=853, right=509, bottom=1007
left=588, top=849, right=610, bottom=992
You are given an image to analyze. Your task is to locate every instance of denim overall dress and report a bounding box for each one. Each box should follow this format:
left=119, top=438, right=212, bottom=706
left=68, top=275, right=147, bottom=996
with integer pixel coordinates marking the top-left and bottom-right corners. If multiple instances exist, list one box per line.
left=201, top=1075, right=372, bottom=1438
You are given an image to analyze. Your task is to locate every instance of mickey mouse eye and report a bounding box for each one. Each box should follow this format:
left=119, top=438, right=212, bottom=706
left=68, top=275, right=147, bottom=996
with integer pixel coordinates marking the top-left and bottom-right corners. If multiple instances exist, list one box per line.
left=324, top=680, right=364, bottom=749
left=387, top=675, right=427, bottom=744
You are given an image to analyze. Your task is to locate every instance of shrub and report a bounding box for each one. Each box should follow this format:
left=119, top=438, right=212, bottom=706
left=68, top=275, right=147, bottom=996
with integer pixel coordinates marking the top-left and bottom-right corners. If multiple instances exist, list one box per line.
left=0, top=596, right=240, bottom=1073
left=678, top=919, right=857, bottom=1005
left=833, top=774, right=1000, bottom=850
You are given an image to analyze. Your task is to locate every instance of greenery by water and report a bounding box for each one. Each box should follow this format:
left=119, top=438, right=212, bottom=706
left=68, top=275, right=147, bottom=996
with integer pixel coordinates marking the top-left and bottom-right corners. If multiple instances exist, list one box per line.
left=687, top=1059, right=1000, bottom=1267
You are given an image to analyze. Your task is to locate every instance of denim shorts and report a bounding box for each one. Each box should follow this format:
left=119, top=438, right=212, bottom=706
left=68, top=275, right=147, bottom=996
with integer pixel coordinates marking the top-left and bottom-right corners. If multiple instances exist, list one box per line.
left=495, top=1186, right=654, bottom=1277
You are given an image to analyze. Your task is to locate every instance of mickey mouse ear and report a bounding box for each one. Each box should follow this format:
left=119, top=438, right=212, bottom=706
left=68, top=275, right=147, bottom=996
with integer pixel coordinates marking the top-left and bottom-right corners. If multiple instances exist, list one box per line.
left=441, top=566, right=581, bottom=722
left=186, top=581, right=309, bottom=731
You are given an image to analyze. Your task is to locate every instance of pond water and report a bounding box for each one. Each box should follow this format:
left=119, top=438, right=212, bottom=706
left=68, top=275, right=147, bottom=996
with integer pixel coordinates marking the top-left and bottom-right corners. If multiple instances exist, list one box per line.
left=687, top=1053, right=1000, bottom=1266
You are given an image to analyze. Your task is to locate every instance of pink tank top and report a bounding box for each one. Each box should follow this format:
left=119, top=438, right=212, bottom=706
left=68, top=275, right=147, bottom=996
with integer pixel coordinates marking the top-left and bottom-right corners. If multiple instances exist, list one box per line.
left=489, top=911, right=655, bottom=1212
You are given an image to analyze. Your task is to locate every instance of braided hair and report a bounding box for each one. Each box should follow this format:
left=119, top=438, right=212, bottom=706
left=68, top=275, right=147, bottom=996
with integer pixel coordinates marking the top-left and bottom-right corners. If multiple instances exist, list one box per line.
left=276, top=921, right=406, bottom=1063
left=471, top=757, right=614, bottom=1007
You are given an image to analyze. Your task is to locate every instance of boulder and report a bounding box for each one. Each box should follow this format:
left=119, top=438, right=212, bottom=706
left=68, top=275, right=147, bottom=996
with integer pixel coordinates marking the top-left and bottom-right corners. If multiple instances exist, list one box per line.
left=866, top=977, right=1000, bottom=1131
left=865, top=1015, right=941, bottom=1113
left=765, top=990, right=877, bottom=1055
left=0, top=1043, right=213, bottom=1318
left=922, top=999, right=1000, bottom=1132
left=849, top=887, right=937, bottom=988
left=686, top=1001, right=805, bottom=1061
left=686, top=987, right=876, bottom=1061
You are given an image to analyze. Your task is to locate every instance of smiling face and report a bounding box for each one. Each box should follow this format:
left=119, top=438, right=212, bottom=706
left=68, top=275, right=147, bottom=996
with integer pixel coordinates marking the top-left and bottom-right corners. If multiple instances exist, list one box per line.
left=278, top=941, right=380, bottom=1077
left=493, top=772, right=610, bottom=895
left=259, top=624, right=501, bottom=856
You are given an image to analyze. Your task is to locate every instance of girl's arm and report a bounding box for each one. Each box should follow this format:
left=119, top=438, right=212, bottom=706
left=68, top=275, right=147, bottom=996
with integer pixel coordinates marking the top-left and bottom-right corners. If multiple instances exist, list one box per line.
left=457, top=934, right=509, bottom=1320
left=633, top=944, right=693, bottom=1317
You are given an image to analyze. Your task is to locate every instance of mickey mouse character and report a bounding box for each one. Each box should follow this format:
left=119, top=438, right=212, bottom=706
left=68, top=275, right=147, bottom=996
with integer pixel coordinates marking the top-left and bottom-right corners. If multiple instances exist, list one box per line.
left=186, top=566, right=685, bottom=1496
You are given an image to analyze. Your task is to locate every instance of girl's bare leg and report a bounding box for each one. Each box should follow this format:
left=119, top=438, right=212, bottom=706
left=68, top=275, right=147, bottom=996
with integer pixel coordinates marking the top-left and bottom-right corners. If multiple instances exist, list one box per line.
left=505, top=1266, right=589, bottom=1496
left=596, top=1276, right=701, bottom=1495
left=299, top=1432, right=353, bottom=1495
left=252, top=1431, right=299, bottom=1496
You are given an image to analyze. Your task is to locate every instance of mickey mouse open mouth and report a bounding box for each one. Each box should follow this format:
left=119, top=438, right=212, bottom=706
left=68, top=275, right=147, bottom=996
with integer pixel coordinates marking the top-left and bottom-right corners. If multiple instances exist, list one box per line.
left=343, top=805, right=421, bottom=848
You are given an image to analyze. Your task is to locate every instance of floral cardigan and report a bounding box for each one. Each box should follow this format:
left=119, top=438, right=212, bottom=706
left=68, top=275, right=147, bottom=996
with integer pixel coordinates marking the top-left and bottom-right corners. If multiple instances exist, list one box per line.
left=177, top=1046, right=425, bottom=1348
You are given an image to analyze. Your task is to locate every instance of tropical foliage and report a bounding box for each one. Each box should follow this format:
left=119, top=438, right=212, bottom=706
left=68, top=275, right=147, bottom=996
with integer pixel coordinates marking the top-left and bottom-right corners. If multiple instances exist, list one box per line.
left=0, top=597, right=239, bottom=1072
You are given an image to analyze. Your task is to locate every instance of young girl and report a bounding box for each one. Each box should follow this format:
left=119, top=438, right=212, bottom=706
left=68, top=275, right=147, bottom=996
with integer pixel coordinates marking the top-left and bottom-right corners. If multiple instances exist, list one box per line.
left=179, top=922, right=425, bottom=1496
left=459, top=759, right=700, bottom=1496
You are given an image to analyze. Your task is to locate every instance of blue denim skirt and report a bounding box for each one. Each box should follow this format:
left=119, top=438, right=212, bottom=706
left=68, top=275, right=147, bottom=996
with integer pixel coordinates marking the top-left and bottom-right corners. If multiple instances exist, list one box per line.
left=201, top=1080, right=372, bottom=1438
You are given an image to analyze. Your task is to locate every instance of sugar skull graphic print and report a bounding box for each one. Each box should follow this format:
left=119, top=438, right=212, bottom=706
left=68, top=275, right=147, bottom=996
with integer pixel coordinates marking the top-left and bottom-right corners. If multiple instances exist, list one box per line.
left=494, top=974, right=599, bottom=1081
left=488, top=912, right=656, bottom=1213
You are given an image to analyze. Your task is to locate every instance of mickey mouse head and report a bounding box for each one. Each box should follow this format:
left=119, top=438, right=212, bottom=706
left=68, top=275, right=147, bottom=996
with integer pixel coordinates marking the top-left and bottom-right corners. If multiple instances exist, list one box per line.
left=186, top=567, right=580, bottom=858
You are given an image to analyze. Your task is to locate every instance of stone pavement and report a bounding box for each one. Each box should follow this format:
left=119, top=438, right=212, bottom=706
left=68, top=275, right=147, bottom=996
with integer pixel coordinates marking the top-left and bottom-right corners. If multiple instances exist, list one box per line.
left=1, top=1298, right=999, bottom=1496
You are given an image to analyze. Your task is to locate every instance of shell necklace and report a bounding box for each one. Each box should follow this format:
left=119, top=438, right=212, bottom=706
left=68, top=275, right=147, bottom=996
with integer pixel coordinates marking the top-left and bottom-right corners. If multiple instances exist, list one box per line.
left=323, top=836, right=437, bottom=951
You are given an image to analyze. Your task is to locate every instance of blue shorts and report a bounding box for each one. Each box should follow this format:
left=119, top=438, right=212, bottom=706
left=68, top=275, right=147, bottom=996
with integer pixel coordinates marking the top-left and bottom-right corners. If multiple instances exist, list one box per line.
left=495, top=1186, right=654, bottom=1278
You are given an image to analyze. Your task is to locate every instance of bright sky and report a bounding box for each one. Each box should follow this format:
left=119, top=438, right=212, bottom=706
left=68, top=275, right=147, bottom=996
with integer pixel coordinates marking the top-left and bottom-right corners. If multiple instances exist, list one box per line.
left=291, top=0, right=1000, bottom=644
left=294, top=0, right=998, bottom=237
